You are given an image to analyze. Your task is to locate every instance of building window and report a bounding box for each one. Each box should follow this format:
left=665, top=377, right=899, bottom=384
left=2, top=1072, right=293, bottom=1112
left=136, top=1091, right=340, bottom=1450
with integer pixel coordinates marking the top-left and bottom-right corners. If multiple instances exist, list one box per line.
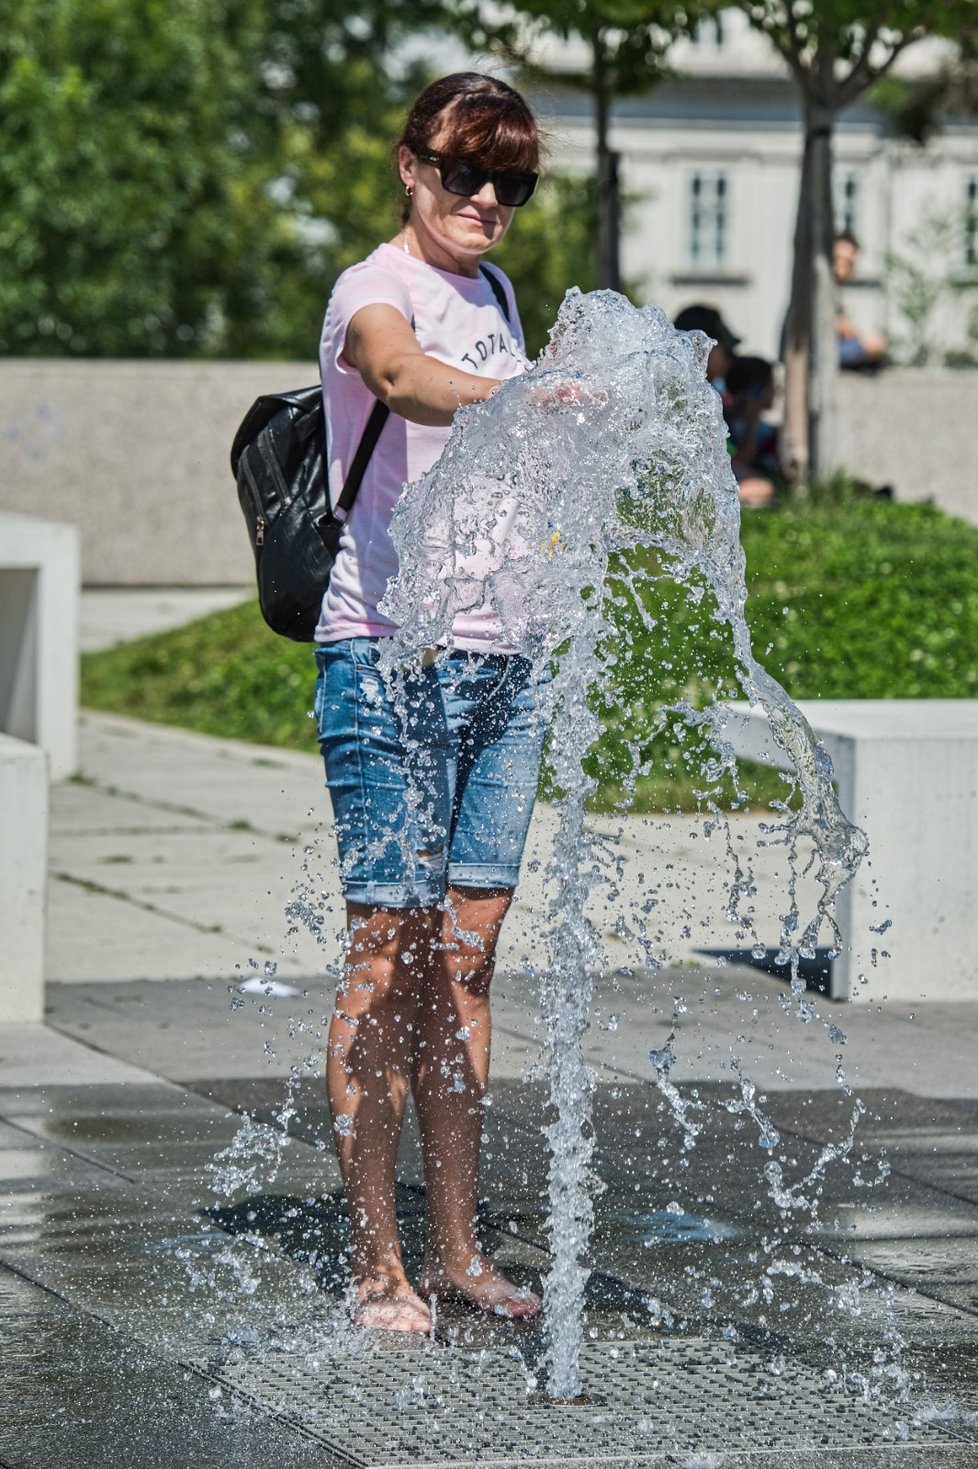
left=966, top=177, right=978, bottom=267
left=835, top=170, right=859, bottom=238
left=693, top=15, right=725, bottom=46
left=688, top=170, right=729, bottom=269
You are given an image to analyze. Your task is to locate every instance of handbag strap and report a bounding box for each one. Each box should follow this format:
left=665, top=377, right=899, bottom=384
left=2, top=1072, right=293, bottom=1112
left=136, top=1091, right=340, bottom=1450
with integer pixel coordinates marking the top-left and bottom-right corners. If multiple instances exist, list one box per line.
left=479, top=263, right=511, bottom=322
left=334, top=398, right=390, bottom=519
left=332, top=264, right=511, bottom=521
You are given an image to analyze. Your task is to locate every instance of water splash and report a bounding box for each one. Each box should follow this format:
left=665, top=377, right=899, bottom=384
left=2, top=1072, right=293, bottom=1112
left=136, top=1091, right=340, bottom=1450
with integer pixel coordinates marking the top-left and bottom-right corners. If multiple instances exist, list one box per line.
left=376, top=287, right=866, bottom=1399
left=650, top=1030, right=704, bottom=1153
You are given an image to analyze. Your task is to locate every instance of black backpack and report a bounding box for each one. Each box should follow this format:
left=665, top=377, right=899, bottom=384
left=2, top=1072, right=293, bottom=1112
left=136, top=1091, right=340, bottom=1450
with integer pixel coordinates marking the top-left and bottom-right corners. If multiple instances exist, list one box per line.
left=230, top=266, right=511, bottom=642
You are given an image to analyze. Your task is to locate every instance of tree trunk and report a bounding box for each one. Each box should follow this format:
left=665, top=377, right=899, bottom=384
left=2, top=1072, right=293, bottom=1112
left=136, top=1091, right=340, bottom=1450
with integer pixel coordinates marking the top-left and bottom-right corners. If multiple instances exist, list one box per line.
left=809, top=103, right=840, bottom=478
left=781, top=123, right=814, bottom=488
left=593, top=32, right=621, bottom=292
left=781, top=95, right=840, bottom=487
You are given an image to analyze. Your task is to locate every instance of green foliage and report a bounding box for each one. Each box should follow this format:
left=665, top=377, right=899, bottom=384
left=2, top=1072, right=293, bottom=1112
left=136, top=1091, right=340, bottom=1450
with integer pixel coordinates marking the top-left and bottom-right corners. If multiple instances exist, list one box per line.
left=0, top=0, right=289, bottom=355
left=0, top=0, right=603, bottom=359
left=872, top=27, right=978, bottom=144
left=83, top=601, right=318, bottom=749
left=479, top=0, right=704, bottom=92
left=884, top=208, right=977, bottom=366
left=82, top=500, right=978, bottom=812
left=739, top=500, right=978, bottom=698
left=493, top=174, right=597, bottom=357
left=737, top=1, right=972, bottom=75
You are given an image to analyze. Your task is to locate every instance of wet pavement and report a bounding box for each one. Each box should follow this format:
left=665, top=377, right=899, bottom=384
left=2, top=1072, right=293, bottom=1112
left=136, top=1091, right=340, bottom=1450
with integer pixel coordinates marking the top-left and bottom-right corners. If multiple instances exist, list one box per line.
left=5, top=953, right=978, bottom=1467
left=2, top=591, right=978, bottom=1465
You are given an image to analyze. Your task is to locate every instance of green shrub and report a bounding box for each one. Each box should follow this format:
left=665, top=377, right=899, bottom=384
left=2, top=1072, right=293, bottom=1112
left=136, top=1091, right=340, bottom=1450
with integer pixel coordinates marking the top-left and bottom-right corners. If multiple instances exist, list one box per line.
left=82, top=499, right=978, bottom=812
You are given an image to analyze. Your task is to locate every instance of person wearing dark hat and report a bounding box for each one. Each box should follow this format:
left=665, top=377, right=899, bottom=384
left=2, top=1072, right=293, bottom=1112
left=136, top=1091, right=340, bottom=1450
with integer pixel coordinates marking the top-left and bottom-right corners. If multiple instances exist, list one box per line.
left=673, top=303, right=741, bottom=391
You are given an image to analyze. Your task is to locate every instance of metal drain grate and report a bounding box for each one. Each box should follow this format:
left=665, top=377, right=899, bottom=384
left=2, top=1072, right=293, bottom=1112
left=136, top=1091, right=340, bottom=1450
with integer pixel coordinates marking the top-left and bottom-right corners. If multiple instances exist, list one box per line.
left=191, top=1336, right=966, bottom=1467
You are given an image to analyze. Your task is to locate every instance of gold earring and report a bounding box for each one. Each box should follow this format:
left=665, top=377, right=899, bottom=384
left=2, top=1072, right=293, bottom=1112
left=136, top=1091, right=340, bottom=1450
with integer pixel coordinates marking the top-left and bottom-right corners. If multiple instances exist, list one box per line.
left=405, top=184, right=414, bottom=198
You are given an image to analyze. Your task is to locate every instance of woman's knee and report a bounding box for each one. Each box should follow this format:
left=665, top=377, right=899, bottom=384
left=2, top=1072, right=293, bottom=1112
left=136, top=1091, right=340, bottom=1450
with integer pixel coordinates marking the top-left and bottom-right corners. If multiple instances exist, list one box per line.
left=437, top=887, right=513, bottom=988
left=342, top=903, right=436, bottom=1002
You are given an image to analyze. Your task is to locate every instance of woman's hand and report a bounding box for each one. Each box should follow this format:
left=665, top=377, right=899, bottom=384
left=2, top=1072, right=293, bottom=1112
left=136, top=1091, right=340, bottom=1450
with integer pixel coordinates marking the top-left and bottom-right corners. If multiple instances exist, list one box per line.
left=528, top=378, right=610, bottom=411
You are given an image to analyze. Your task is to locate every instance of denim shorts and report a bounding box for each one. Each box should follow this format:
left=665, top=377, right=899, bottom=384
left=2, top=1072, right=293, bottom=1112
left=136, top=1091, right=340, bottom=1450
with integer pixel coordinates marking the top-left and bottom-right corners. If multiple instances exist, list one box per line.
left=313, top=638, right=551, bottom=908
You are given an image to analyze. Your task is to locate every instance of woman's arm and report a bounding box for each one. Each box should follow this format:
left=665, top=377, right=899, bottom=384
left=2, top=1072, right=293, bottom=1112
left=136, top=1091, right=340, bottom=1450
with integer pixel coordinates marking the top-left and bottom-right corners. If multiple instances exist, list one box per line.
left=345, top=304, right=502, bottom=427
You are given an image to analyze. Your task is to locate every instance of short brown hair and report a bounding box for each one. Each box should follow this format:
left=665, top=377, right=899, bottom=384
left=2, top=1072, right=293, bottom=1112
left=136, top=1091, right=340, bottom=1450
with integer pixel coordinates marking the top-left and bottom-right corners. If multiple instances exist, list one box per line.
left=398, top=72, right=540, bottom=174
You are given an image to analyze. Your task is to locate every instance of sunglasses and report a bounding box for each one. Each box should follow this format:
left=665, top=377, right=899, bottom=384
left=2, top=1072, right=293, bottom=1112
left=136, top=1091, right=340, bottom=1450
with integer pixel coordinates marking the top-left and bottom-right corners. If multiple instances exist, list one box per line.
left=415, top=149, right=538, bottom=208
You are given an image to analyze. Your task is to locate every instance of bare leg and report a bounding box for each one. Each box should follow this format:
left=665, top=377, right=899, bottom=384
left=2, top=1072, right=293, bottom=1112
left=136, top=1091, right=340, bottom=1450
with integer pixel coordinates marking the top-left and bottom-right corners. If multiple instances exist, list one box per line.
left=327, top=901, right=437, bottom=1332
left=413, top=885, right=541, bottom=1318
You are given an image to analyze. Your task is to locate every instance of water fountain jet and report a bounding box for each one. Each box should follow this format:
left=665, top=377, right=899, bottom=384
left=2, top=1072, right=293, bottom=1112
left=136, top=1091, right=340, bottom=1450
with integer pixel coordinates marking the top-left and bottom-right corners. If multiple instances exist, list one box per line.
left=380, top=286, right=868, bottom=1399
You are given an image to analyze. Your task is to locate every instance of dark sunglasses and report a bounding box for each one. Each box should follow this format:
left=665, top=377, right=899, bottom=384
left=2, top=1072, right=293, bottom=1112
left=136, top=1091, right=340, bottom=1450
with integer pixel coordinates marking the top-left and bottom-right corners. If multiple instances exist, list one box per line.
left=415, top=149, right=538, bottom=208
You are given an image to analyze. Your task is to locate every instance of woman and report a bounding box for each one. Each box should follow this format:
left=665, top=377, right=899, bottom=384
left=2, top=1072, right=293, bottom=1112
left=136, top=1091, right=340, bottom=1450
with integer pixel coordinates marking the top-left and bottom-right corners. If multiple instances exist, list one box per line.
left=313, top=73, right=547, bottom=1334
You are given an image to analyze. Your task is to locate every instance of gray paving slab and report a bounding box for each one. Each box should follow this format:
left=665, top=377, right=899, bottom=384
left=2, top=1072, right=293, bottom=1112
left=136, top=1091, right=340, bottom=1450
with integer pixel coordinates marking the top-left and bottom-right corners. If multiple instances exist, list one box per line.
left=0, top=1267, right=343, bottom=1469
left=44, top=978, right=332, bottom=1080
left=34, top=981, right=978, bottom=1344
left=46, top=870, right=288, bottom=982
left=52, top=716, right=837, bottom=992
left=52, top=823, right=294, bottom=893
left=0, top=1022, right=165, bottom=1089
left=7, top=687, right=978, bottom=1462
left=80, top=587, right=252, bottom=653
left=73, top=710, right=329, bottom=839
left=44, top=716, right=978, bottom=1090
left=48, top=778, right=213, bottom=835
left=3, top=1058, right=976, bottom=1463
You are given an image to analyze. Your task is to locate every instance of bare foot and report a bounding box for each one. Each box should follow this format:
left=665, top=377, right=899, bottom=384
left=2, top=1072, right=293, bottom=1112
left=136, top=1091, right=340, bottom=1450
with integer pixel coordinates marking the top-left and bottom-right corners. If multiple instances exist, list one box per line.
left=418, top=1256, right=541, bottom=1319
left=351, top=1282, right=432, bottom=1334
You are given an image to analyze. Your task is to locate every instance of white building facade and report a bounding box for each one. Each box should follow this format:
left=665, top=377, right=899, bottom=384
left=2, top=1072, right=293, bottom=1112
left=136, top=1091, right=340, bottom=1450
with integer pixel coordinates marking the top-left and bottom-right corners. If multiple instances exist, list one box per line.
left=535, top=10, right=978, bottom=364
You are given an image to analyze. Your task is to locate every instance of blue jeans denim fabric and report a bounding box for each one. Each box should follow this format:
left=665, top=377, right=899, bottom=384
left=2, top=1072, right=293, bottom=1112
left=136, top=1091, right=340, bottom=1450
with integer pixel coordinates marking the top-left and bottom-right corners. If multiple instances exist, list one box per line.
left=313, top=638, right=549, bottom=908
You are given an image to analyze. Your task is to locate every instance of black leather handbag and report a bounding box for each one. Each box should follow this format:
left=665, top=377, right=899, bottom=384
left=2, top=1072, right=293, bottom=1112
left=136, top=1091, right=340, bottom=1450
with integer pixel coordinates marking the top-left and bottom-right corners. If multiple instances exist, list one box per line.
left=230, top=386, right=389, bottom=642
left=231, top=266, right=509, bottom=642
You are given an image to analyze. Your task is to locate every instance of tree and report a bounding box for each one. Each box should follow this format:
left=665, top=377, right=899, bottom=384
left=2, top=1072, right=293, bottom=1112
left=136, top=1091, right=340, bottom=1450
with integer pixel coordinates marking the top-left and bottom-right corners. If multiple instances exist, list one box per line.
left=735, top=2, right=974, bottom=483
left=0, top=0, right=596, bottom=359
left=873, top=24, right=978, bottom=144
left=885, top=207, right=974, bottom=365
left=0, top=0, right=289, bottom=355
left=463, top=1, right=708, bottom=290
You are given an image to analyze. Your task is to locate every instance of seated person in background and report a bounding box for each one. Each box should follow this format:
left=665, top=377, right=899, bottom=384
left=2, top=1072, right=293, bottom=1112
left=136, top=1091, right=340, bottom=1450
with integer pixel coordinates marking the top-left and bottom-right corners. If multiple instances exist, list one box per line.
left=833, top=232, right=887, bottom=370
left=673, top=303, right=740, bottom=394
left=723, top=354, right=780, bottom=509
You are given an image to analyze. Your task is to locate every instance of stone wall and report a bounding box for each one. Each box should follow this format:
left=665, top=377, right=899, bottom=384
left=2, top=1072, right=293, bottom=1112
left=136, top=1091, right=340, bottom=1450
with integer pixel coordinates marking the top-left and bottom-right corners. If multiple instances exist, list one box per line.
left=0, top=359, right=310, bottom=585
left=1, top=359, right=975, bottom=584
left=835, top=369, right=978, bottom=524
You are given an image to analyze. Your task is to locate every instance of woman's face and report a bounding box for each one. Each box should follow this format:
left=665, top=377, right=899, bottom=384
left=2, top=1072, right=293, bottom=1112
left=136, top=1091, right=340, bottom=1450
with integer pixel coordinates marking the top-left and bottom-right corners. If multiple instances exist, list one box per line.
left=398, top=124, right=517, bottom=272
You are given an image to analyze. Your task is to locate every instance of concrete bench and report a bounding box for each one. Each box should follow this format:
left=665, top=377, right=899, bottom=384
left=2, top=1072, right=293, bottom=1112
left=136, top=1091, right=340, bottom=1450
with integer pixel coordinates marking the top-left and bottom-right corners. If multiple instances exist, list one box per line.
left=0, top=734, right=47, bottom=1024
left=0, top=511, right=80, bottom=780
left=720, top=700, right=978, bottom=1003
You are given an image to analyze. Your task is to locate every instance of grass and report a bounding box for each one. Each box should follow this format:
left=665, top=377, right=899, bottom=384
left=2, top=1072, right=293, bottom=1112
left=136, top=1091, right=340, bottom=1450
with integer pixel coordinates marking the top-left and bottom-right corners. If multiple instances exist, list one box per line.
left=81, top=498, right=978, bottom=813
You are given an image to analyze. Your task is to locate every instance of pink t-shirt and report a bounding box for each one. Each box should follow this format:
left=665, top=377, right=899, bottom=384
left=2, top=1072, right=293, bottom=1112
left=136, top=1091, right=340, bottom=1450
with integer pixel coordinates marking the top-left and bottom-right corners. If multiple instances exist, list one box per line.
left=314, top=242, right=527, bottom=648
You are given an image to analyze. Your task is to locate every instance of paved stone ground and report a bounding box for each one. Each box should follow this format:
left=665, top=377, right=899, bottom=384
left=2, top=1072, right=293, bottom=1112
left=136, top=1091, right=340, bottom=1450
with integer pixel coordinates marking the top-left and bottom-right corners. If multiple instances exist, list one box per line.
left=2, top=594, right=977, bottom=1465
left=3, top=1006, right=978, bottom=1466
